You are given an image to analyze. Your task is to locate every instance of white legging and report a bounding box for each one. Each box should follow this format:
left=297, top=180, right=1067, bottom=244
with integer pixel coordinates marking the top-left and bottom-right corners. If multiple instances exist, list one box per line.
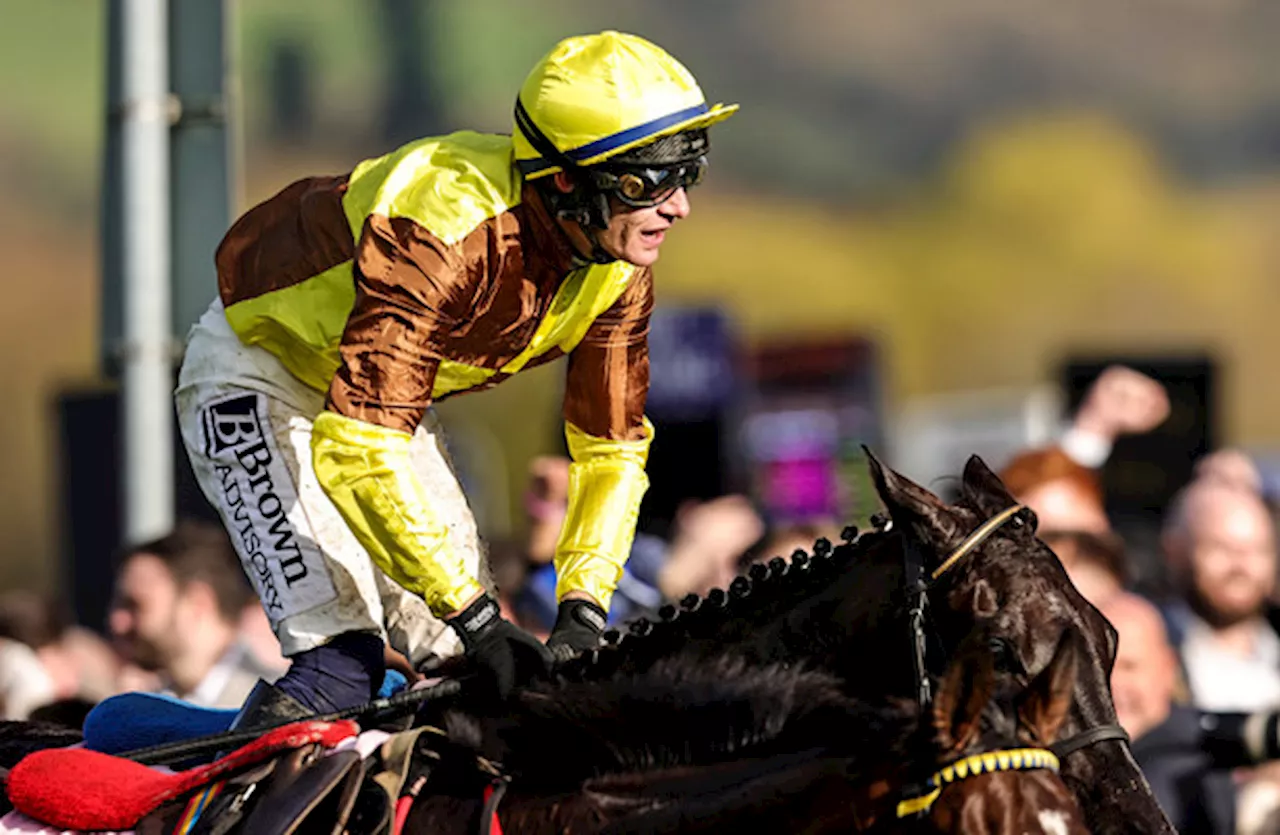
left=175, top=300, right=491, bottom=665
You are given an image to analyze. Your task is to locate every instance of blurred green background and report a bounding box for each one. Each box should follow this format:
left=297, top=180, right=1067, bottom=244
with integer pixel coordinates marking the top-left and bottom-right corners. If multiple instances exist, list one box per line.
left=6, top=0, right=1280, bottom=593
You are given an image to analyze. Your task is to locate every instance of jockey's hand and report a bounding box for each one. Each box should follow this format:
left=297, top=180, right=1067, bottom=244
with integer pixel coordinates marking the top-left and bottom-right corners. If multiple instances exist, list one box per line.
left=447, top=594, right=551, bottom=700
left=546, top=598, right=608, bottom=661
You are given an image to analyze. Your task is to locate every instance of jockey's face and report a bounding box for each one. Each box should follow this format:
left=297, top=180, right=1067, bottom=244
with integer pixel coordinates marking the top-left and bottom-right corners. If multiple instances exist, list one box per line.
left=596, top=187, right=692, bottom=268
left=551, top=173, right=692, bottom=268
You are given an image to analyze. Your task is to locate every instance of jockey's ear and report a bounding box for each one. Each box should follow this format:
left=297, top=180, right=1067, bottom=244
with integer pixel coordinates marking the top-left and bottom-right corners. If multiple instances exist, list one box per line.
left=865, top=447, right=964, bottom=557
left=552, top=171, right=576, bottom=194
left=959, top=455, right=1020, bottom=518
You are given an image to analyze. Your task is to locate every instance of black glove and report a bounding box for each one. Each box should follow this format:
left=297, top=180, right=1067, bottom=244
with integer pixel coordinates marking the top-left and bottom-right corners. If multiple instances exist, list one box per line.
left=546, top=598, right=608, bottom=660
left=447, top=594, right=552, bottom=700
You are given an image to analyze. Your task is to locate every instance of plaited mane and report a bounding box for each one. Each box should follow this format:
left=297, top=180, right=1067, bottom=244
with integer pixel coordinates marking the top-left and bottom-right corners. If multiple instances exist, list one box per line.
left=556, top=523, right=898, bottom=684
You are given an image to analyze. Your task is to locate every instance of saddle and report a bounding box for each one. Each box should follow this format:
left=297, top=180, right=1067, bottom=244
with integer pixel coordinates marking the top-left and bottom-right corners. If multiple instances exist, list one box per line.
left=138, top=741, right=368, bottom=835
left=5, top=720, right=358, bottom=832
left=4, top=676, right=472, bottom=835
left=133, top=726, right=447, bottom=835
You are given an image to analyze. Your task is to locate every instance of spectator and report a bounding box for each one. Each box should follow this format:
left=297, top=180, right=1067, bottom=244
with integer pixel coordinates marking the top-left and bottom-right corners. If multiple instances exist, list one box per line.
left=999, top=448, right=1127, bottom=605
left=516, top=455, right=669, bottom=632
left=998, top=366, right=1170, bottom=598
left=0, top=591, right=121, bottom=704
left=739, top=521, right=842, bottom=572
left=1059, top=364, right=1171, bottom=471
left=1000, top=365, right=1171, bottom=531
left=1037, top=529, right=1127, bottom=607
left=1161, top=481, right=1280, bottom=712
left=1100, top=592, right=1235, bottom=833
left=520, top=532, right=668, bottom=632
left=0, top=639, right=55, bottom=720
left=108, top=520, right=280, bottom=708
left=1194, top=448, right=1264, bottom=495
left=525, top=456, right=571, bottom=566
left=999, top=446, right=1112, bottom=535
left=657, top=495, right=765, bottom=600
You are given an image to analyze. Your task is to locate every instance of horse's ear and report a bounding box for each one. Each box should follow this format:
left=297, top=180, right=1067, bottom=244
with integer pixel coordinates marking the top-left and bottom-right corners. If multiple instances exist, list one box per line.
left=960, top=455, right=1020, bottom=517
left=866, top=448, right=964, bottom=553
left=932, top=635, right=996, bottom=755
left=1017, top=630, right=1079, bottom=745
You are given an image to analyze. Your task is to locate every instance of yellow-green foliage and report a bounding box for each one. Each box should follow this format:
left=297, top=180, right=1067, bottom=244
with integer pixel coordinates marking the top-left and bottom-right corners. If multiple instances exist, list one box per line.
left=659, top=112, right=1268, bottom=420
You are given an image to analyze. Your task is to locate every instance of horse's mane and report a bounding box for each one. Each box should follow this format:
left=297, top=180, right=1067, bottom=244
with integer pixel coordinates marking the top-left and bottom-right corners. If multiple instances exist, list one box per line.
left=445, top=651, right=915, bottom=792
left=557, top=524, right=903, bottom=683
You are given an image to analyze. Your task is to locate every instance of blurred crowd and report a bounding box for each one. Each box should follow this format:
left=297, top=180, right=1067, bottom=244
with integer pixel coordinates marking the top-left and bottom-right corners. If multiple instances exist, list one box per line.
left=1, top=365, right=1277, bottom=834
left=0, top=522, right=288, bottom=728
left=1001, top=367, right=1280, bottom=834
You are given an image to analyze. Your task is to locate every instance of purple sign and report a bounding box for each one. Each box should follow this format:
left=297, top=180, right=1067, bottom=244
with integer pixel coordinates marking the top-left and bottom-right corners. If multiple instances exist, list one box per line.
left=644, top=307, right=736, bottom=421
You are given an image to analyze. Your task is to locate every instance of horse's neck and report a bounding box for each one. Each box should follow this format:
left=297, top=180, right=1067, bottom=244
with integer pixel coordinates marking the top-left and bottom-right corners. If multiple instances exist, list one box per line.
left=571, top=532, right=908, bottom=683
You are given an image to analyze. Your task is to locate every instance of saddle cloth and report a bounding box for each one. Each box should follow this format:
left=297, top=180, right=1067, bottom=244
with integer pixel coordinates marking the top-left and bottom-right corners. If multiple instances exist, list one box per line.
left=5, top=720, right=358, bottom=831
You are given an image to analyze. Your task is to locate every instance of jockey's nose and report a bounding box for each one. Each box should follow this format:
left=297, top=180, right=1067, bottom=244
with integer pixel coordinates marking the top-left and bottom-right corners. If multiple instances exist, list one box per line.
left=659, top=187, right=691, bottom=220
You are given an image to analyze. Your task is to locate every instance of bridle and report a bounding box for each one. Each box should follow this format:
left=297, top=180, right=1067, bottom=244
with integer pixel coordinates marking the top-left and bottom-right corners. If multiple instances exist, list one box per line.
left=895, top=747, right=1061, bottom=819
left=900, top=504, right=1129, bottom=761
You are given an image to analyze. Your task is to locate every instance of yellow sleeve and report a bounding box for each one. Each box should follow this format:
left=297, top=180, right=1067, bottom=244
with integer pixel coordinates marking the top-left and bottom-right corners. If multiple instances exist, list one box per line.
left=311, top=410, right=483, bottom=618
left=553, top=417, right=654, bottom=611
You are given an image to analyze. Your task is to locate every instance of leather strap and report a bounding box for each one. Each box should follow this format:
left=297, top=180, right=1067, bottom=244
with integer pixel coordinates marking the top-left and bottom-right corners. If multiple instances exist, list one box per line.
left=480, top=777, right=510, bottom=835
left=1049, top=723, right=1130, bottom=759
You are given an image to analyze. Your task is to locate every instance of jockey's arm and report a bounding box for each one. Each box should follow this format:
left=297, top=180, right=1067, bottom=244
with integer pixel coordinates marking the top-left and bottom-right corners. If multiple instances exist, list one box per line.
left=554, top=268, right=655, bottom=614
left=310, top=219, right=484, bottom=619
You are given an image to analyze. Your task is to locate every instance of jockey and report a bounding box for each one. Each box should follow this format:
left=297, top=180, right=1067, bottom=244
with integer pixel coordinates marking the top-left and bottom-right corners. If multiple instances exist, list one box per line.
left=175, top=30, right=737, bottom=726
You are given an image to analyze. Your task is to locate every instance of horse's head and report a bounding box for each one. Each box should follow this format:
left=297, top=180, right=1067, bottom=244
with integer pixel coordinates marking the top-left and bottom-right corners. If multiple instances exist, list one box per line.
left=908, top=626, right=1088, bottom=834
left=566, top=451, right=1173, bottom=832
left=868, top=452, right=1174, bottom=834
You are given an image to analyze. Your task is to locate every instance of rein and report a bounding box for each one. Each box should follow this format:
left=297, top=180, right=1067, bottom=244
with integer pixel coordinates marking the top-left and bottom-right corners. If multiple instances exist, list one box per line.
left=902, top=505, right=1024, bottom=709
left=902, top=503, right=1128, bottom=763
left=895, top=747, right=1060, bottom=818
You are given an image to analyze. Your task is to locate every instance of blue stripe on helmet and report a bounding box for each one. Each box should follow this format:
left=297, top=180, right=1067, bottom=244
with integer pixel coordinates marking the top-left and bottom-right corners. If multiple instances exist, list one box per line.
left=565, top=103, right=709, bottom=161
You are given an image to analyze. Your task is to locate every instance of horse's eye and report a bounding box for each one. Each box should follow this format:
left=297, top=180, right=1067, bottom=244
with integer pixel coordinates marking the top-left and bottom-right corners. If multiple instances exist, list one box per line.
left=988, top=638, right=1023, bottom=673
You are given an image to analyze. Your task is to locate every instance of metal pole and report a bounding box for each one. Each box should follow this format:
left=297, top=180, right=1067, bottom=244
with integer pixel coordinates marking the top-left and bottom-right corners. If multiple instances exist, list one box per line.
left=170, top=0, right=232, bottom=339
left=120, top=0, right=174, bottom=543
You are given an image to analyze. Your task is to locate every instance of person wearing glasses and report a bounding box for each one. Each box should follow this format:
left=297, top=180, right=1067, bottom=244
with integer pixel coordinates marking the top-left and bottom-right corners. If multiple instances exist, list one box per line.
left=175, top=30, right=736, bottom=726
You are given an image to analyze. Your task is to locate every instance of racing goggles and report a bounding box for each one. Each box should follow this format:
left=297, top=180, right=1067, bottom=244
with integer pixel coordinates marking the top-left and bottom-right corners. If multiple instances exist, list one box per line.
left=588, top=156, right=708, bottom=207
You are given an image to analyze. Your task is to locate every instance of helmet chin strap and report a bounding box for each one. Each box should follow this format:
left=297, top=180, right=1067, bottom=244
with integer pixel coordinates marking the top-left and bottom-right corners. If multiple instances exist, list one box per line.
left=553, top=190, right=617, bottom=265
left=514, top=98, right=618, bottom=265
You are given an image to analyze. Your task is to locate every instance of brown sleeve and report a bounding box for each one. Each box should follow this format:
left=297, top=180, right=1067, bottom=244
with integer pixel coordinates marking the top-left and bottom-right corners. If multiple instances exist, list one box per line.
left=326, top=216, right=476, bottom=433
left=563, top=267, right=653, bottom=441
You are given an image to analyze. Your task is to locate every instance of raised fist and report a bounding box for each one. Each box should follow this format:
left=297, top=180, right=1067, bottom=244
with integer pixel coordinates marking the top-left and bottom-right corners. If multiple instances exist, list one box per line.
left=1073, top=366, right=1170, bottom=441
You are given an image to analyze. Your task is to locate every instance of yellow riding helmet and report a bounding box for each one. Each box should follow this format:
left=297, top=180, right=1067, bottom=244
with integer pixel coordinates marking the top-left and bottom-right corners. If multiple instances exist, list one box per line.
left=514, top=31, right=738, bottom=179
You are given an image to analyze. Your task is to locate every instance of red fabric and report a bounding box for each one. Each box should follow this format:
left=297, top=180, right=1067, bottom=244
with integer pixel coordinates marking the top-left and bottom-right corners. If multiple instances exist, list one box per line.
left=393, top=795, right=414, bottom=835
left=483, top=783, right=504, bottom=835
left=5, top=719, right=357, bottom=830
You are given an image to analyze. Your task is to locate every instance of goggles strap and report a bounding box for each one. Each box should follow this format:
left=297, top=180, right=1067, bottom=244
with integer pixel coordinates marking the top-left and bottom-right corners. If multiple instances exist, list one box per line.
left=515, top=99, right=617, bottom=262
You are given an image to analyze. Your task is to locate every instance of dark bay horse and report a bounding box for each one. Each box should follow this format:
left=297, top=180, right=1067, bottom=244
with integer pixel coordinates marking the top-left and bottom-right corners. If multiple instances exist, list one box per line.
left=551, top=453, right=1171, bottom=833
left=0, top=454, right=1165, bottom=832
left=403, top=626, right=1088, bottom=834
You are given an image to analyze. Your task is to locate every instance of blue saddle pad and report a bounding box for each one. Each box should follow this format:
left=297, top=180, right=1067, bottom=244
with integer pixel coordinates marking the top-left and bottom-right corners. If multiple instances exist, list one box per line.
left=83, top=692, right=238, bottom=755
left=83, top=671, right=408, bottom=755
